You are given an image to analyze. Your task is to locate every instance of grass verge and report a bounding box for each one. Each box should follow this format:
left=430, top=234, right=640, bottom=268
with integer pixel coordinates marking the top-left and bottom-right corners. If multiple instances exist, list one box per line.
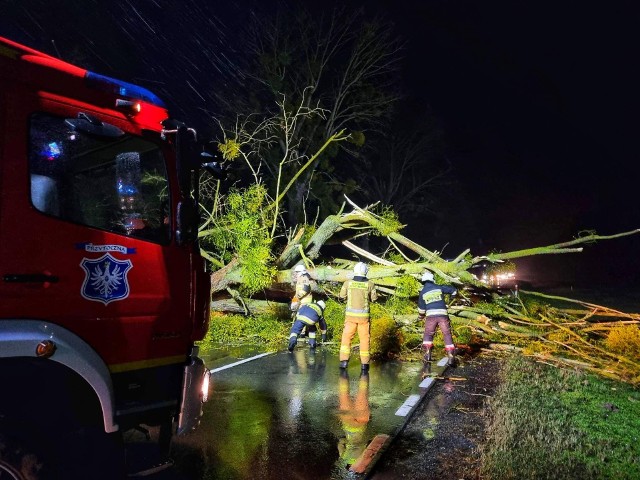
left=480, top=355, right=640, bottom=479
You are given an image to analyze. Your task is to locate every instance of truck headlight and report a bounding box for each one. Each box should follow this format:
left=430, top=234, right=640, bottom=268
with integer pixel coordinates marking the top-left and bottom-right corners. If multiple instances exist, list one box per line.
left=201, top=370, right=210, bottom=403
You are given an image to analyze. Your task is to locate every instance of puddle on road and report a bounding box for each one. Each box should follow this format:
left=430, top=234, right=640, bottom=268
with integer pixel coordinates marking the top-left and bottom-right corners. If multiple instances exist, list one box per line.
left=138, top=345, right=431, bottom=480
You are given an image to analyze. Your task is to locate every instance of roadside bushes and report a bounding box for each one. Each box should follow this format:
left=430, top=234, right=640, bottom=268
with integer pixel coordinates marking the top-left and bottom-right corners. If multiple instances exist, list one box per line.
left=370, top=315, right=404, bottom=359
left=203, top=311, right=289, bottom=351
left=321, top=298, right=346, bottom=341
left=605, top=324, right=640, bottom=357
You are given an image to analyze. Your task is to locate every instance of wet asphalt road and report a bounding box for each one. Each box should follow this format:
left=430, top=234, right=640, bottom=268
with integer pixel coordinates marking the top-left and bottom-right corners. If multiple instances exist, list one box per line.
left=127, top=344, right=449, bottom=480
left=370, top=353, right=501, bottom=480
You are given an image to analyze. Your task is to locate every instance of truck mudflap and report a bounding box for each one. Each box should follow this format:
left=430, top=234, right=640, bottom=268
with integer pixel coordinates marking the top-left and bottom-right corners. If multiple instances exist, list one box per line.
left=176, top=346, right=210, bottom=435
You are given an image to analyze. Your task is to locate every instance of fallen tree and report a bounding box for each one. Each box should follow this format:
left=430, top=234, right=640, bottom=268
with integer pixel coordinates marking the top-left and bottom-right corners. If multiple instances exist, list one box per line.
left=212, top=196, right=640, bottom=295
left=203, top=194, right=640, bottom=385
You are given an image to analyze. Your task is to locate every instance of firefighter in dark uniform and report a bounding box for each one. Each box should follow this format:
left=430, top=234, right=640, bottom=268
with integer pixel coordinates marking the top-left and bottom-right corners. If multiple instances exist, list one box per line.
left=417, top=270, right=458, bottom=366
left=288, top=300, right=327, bottom=351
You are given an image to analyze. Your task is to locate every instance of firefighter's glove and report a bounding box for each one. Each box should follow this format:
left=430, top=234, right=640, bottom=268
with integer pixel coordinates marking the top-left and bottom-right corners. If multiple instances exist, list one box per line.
left=321, top=333, right=327, bottom=343
left=417, top=312, right=426, bottom=321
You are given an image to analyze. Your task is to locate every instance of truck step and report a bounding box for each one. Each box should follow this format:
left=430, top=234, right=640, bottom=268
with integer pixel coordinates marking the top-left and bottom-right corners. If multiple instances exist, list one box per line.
left=127, top=459, right=174, bottom=477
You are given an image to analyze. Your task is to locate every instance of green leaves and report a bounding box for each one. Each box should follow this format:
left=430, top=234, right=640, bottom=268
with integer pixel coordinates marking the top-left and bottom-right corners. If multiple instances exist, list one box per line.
left=200, top=184, right=276, bottom=295
left=217, top=138, right=242, bottom=161
left=370, top=206, right=403, bottom=237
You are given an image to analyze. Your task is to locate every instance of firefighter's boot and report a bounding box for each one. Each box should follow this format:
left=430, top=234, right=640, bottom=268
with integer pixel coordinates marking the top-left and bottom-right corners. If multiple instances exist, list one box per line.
left=339, top=360, right=349, bottom=370
left=446, top=350, right=457, bottom=367
left=288, top=338, right=297, bottom=352
left=423, top=345, right=433, bottom=363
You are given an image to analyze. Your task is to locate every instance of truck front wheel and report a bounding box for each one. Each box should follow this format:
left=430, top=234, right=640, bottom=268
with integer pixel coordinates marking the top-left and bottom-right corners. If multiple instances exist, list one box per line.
left=0, top=431, right=52, bottom=480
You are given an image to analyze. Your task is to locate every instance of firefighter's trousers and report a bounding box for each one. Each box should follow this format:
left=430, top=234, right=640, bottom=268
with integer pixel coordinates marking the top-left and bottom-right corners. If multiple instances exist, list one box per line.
left=422, top=314, right=455, bottom=351
left=340, top=315, right=370, bottom=364
left=289, top=319, right=319, bottom=349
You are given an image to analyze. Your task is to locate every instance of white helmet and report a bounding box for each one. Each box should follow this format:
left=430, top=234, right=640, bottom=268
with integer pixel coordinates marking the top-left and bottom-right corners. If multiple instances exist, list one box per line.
left=294, top=264, right=307, bottom=274
left=421, top=271, right=434, bottom=282
left=420, top=270, right=433, bottom=282
left=354, top=262, right=369, bottom=276
left=316, top=300, right=326, bottom=310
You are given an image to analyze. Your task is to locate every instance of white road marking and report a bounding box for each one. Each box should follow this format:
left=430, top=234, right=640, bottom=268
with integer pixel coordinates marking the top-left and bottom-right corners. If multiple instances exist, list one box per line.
left=210, top=352, right=275, bottom=373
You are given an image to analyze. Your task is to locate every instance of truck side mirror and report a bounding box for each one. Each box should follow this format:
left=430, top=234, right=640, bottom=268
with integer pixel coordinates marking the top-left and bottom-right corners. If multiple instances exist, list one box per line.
left=200, top=151, right=227, bottom=180
left=175, top=125, right=198, bottom=197
left=176, top=199, right=197, bottom=245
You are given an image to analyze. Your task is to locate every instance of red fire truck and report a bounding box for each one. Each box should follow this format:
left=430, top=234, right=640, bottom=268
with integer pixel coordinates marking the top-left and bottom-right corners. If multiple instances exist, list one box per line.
left=0, top=36, right=214, bottom=479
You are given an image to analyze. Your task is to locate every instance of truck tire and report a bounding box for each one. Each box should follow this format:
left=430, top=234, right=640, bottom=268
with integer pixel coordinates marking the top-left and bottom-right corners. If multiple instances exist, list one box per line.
left=0, top=431, right=52, bottom=480
left=0, top=359, right=125, bottom=479
left=0, top=428, right=125, bottom=480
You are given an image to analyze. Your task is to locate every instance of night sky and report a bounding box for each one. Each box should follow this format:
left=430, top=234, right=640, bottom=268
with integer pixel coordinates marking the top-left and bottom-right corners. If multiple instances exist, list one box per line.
left=2, top=0, right=639, bottom=288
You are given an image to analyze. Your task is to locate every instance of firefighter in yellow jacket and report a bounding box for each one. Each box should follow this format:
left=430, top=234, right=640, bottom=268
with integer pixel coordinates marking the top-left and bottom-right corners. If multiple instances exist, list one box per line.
left=291, top=264, right=314, bottom=337
left=339, top=262, right=378, bottom=372
left=290, top=264, right=313, bottom=312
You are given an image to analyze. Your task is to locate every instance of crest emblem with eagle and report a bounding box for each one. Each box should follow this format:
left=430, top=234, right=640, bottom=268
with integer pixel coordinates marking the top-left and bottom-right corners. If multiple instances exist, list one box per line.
left=80, top=254, right=133, bottom=304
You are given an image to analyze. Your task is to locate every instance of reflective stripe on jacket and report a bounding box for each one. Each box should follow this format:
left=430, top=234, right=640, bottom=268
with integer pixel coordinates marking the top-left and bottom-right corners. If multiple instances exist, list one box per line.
left=340, top=276, right=378, bottom=318
left=295, top=273, right=313, bottom=305
left=417, top=281, right=457, bottom=316
left=296, top=303, right=327, bottom=332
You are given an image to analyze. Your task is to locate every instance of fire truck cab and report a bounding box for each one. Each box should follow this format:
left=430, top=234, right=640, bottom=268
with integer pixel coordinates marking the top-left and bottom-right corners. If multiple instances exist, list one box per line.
left=0, top=36, right=213, bottom=479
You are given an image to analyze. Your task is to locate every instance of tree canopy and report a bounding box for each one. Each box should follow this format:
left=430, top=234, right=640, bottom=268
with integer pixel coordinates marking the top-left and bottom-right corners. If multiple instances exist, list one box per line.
left=210, top=6, right=406, bottom=224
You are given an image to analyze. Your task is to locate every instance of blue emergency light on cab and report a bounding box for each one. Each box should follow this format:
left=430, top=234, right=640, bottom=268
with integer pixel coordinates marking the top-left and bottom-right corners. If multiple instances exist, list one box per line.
left=85, top=70, right=167, bottom=107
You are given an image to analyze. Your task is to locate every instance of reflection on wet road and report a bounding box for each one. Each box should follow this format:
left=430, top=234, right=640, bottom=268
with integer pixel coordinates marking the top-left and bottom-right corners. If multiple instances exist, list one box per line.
left=140, top=344, right=426, bottom=480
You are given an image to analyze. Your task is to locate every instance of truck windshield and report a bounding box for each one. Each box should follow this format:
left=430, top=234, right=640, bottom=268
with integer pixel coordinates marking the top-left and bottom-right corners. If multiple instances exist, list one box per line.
left=29, top=112, right=171, bottom=244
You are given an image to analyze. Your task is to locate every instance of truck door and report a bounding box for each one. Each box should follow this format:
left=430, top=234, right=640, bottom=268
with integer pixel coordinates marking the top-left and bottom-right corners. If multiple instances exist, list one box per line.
left=0, top=93, right=193, bottom=369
